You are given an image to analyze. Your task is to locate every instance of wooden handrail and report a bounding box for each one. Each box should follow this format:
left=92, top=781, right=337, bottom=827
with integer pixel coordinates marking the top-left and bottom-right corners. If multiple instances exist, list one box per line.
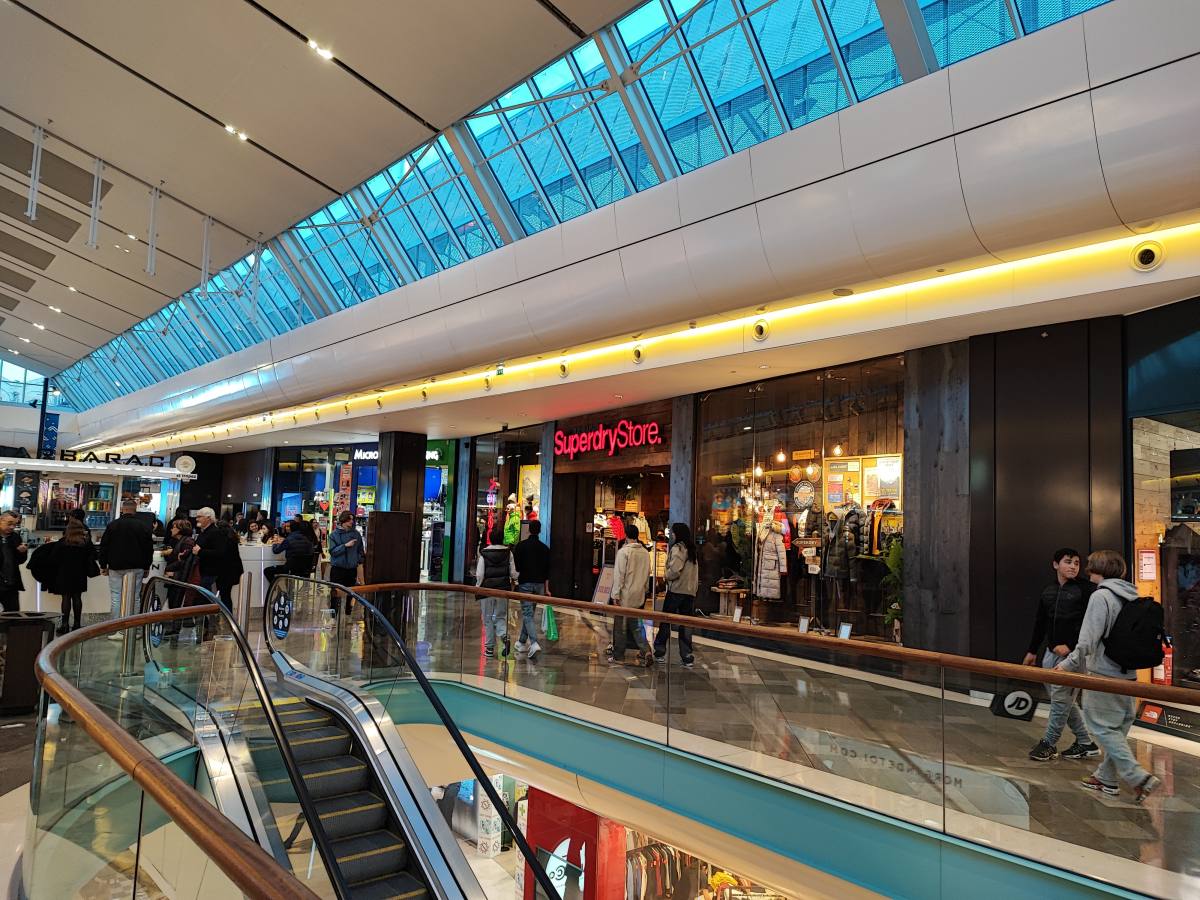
left=36, top=605, right=320, bottom=900
left=356, top=582, right=1200, bottom=707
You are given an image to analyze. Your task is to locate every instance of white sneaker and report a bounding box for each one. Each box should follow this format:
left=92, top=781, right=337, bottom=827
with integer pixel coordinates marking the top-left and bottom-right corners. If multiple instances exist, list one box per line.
left=527, top=641, right=542, bottom=660
left=515, top=640, right=530, bottom=653
left=106, top=632, right=124, bottom=641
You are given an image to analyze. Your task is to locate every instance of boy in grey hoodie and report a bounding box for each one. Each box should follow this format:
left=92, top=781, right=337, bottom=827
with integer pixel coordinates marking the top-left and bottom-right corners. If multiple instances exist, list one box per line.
left=1057, top=550, right=1160, bottom=802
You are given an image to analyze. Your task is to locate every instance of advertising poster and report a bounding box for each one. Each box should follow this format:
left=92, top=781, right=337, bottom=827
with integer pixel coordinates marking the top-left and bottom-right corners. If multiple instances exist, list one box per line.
left=14, top=470, right=37, bottom=515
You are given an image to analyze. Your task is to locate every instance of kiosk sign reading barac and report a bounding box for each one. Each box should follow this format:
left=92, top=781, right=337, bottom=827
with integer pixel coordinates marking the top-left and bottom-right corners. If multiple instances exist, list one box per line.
left=553, top=419, right=664, bottom=460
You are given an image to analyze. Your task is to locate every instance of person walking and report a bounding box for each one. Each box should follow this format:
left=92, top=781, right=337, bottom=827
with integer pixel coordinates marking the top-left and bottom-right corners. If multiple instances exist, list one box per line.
left=512, top=519, right=550, bottom=659
left=264, top=520, right=315, bottom=586
left=192, top=507, right=243, bottom=609
left=98, top=499, right=153, bottom=630
left=1057, top=550, right=1162, bottom=802
left=328, top=511, right=364, bottom=614
left=608, top=523, right=653, bottom=666
left=475, top=525, right=516, bottom=658
left=164, top=519, right=202, bottom=611
left=51, top=519, right=99, bottom=634
left=653, top=523, right=699, bottom=668
left=1023, top=548, right=1100, bottom=762
left=0, top=510, right=28, bottom=613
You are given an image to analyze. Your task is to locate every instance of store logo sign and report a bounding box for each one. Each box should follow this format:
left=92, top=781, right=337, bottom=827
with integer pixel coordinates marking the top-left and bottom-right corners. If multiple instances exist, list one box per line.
left=58, top=449, right=167, bottom=466
left=352, top=448, right=379, bottom=461
left=553, top=419, right=663, bottom=460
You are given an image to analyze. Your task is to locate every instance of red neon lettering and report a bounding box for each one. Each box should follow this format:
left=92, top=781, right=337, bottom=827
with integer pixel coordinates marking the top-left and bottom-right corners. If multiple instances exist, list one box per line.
left=553, top=419, right=665, bottom=458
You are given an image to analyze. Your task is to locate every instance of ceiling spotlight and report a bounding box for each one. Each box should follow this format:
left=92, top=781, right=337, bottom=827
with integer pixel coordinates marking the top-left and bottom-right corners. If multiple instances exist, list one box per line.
left=126, top=233, right=137, bottom=241
left=33, top=322, right=45, bottom=330
left=308, top=39, right=334, bottom=59
left=225, top=124, right=236, bottom=134
left=49, top=306, right=62, bottom=313
left=68, top=286, right=76, bottom=292
left=8, top=348, right=18, bottom=355
left=19, top=337, right=30, bottom=343
left=238, top=131, right=248, bottom=141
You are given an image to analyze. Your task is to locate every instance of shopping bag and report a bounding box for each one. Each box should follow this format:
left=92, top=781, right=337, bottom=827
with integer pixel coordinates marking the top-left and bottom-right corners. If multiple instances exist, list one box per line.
left=544, top=605, right=559, bottom=642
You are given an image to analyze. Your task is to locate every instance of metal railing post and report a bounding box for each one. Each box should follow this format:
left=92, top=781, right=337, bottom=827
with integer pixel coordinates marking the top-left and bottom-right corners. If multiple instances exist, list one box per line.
left=120, top=571, right=141, bottom=676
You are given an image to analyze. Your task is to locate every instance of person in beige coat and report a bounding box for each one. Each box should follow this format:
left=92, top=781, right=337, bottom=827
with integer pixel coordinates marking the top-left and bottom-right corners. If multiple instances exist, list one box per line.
left=608, top=523, right=653, bottom=666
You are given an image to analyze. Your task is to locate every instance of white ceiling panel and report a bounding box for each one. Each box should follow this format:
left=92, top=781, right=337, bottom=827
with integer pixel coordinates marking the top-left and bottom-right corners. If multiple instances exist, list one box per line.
left=551, top=0, right=640, bottom=34
left=20, top=0, right=432, bottom=194
left=255, top=0, right=583, bottom=127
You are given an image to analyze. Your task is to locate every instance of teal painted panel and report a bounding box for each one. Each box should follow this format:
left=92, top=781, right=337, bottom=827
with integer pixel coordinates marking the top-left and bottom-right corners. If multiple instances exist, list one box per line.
left=381, top=681, right=1143, bottom=899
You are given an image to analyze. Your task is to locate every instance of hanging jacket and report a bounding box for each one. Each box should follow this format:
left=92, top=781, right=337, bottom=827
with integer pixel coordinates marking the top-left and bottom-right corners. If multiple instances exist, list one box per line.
left=503, top=508, right=521, bottom=546
left=821, top=508, right=860, bottom=580
left=754, top=527, right=787, bottom=599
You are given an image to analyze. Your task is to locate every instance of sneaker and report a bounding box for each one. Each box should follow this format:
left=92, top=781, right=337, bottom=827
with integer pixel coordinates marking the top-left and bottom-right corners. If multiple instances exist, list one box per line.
left=485, top=646, right=495, bottom=658
left=527, top=641, right=541, bottom=660
left=1028, top=740, right=1058, bottom=762
left=605, top=652, right=619, bottom=666
left=653, top=652, right=666, bottom=663
left=1062, top=740, right=1101, bottom=760
left=1080, top=775, right=1119, bottom=796
left=515, top=640, right=530, bottom=653
left=681, top=657, right=695, bottom=669
left=106, top=632, right=124, bottom=642
left=1134, top=774, right=1161, bottom=804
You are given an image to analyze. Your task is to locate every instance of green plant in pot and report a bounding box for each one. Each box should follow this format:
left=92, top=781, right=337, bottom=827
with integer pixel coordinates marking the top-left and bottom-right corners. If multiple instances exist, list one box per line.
left=879, top=537, right=903, bottom=643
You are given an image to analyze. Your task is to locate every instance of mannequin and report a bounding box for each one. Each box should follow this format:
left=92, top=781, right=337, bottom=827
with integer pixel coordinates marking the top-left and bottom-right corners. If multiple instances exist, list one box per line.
left=503, top=493, right=521, bottom=546
left=754, top=520, right=788, bottom=600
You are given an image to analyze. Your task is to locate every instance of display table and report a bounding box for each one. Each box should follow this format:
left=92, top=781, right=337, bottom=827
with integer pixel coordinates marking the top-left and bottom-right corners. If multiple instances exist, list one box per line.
left=713, top=587, right=748, bottom=617
left=239, top=543, right=273, bottom=612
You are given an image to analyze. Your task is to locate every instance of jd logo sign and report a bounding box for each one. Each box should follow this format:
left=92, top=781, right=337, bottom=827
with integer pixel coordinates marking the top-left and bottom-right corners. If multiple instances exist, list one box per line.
left=990, top=688, right=1038, bottom=721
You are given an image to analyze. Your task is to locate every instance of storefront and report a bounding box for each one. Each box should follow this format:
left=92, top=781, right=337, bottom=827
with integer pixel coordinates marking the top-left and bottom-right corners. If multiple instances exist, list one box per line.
left=694, top=358, right=905, bottom=637
left=1127, top=296, right=1200, bottom=697
left=0, top=454, right=184, bottom=537
left=465, top=425, right=545, bottom=581
left=547, top=401, right=673, bottom=604
left=273, top=439, right=455, bottom=580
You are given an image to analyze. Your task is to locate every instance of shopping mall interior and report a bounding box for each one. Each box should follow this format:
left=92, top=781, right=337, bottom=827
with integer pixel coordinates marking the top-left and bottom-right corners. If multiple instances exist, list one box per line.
left=1, top=0, right=1199, bottom=897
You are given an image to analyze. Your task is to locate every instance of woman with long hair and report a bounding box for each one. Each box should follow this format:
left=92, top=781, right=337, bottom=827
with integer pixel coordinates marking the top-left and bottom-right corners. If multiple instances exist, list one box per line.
left=52, top=519, right=98, bottom=634
left=653, top=522, right=700, bottom=667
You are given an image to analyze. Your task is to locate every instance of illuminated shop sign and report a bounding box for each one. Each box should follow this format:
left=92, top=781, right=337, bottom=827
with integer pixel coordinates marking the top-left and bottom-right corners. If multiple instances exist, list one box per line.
left=59, top=449, right=168, bottom=466
left=554, top=419, right=664, bottom=460
left=353, top=447, right=380, bottom=461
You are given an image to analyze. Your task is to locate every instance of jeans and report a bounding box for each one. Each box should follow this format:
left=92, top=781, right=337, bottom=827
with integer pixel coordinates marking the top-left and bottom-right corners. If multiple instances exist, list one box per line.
left=653, top=592, right=695, bottom=661
left=1083, top=688, right=1149, bottom=788
left=516, top=583, right=543, bottom=643
left=479, top=596, right=508, bottom=650
left=612, top=612, right=650, bottom=659
left=1042, top=648, right=1090, bottom=745
left=107, top=569, right=144, bottom=618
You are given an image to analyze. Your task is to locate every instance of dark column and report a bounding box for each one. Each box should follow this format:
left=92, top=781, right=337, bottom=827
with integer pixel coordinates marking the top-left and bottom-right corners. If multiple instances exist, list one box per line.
left=539, top=425, right=555, bottom=545
left=670, top=395, right=695, bottom=528
left=903, top=341, right=970, bottom=654
left=452, top=438, right=471, bottom=583
left=1088, top=317, right=1125, bottom=553
left=372, top=431, right=427, bottom=582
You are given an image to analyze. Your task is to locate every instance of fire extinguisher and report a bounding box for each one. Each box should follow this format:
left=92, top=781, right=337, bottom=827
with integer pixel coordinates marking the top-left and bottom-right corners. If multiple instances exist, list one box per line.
left=1153, top=636, right=1174, bottom=685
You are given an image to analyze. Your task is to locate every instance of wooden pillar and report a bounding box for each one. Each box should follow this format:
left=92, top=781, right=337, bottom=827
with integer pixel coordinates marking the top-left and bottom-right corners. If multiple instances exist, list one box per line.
left=669, top=395, right=695, bottom=527
left=371, top=431, right=426, bottom=582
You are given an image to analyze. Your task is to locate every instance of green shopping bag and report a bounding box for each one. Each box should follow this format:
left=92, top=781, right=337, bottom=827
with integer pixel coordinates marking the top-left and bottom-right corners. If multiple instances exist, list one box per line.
left=544, top=605, right=559, bottom=642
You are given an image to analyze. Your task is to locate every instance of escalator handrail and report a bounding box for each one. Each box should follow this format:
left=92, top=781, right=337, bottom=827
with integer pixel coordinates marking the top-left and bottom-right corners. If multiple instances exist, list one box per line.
left=139, top=575, right=354, bottom=900
left=262, top=576, right=563, bottom=900
left=354, top=582, right=1200, bottom=705
left=35, top=604, right=320, bottom=900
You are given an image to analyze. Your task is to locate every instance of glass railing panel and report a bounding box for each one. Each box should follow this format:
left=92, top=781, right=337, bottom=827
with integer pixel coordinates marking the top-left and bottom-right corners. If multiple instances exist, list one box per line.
left=940, top=667, right=1199, bottom=897
left=135, top=791, right=243, bottom=896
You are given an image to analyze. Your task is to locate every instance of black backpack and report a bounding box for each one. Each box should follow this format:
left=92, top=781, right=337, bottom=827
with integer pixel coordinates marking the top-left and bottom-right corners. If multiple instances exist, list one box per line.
left=1102, top=596, right=1165, bottom=672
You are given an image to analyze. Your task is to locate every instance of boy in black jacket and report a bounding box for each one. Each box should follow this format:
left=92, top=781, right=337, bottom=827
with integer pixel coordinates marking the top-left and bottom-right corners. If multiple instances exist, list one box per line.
left=1023, top=547, right=1100, bottom=762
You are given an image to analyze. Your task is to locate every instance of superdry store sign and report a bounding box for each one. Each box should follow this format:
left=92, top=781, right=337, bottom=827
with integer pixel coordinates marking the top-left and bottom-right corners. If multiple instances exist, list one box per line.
left=552, top=402, right=673, bottom=473
left=554, top=420, right=664, bottom=459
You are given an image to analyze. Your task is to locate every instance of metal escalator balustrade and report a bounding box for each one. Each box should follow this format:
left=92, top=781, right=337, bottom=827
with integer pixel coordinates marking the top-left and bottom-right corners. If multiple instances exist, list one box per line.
left=341, top=581, right=1200, bottom=900
left=262, top=575, right=564, bottom=900
left=28, top=593, right=318, bottom=900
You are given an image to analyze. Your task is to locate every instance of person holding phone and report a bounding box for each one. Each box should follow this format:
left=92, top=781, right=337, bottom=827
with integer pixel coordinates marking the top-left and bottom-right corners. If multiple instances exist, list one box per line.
left=328, top=511, right=365, bottom=613
left=0, top=510, right=29, bottom=613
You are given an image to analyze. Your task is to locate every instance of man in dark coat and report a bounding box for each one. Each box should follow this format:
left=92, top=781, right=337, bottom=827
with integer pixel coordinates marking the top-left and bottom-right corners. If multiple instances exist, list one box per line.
left=0, top=510, right=28, bottom=613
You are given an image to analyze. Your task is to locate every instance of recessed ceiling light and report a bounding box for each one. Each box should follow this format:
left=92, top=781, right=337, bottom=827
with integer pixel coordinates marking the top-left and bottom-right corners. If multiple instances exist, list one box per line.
left=225, top=124, right=236, bottom=134
left=8, top=348, right=18, bottom=355
left=19, top=337, right=30, bottom=343
left=238, top=131, right=248, bottom=141
left=33, top=322, right=44, bottom=330
left=126, top=233, right=137, bottom=241
left=308, top=38, right=334, bottom=60
left=48, top=306, right=62, bottom=313
left=68, top=286, right=77, bottom=292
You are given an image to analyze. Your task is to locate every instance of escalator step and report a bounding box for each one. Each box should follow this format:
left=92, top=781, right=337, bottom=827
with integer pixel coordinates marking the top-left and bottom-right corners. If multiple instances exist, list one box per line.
left=347, top=871, right=428, bottom=900
left=298, top=755, right=371, bottom=799
left=274, top=724, right=352, bottom=762
left=316, top=790, right=389, bottom=840
left=333, top=828, right=409, bottom=884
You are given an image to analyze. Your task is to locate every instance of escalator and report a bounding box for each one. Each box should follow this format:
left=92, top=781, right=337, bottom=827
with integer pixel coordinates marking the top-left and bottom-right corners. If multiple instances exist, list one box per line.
left=135, top=575, right=555, bottom=900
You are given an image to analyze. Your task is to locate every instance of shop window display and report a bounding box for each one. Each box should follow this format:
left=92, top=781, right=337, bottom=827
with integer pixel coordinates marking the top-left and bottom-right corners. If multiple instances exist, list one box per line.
left=1131, top=413, right=1200, bottom=690
left=695, top=357, right=904, bottom=637
left=469, top=426, right=544, bottom=580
